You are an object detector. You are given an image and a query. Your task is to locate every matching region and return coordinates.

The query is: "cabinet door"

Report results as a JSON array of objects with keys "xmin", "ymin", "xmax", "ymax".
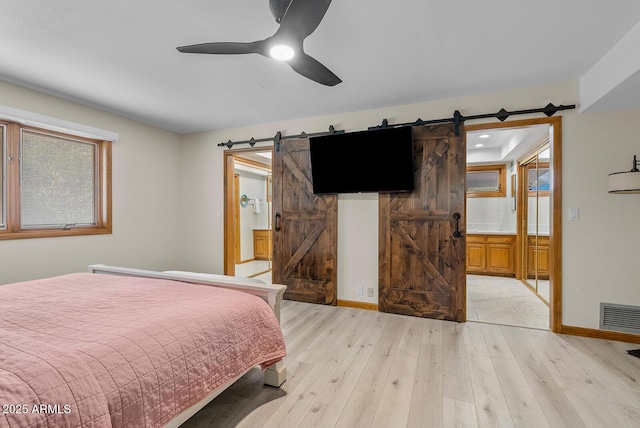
[
  {"xmin": 527, "ymin": 236, "xmax": 550, "ymax": 279},
  {"xmin": 466, "ymin": 243, "xmax": 486, "ymax": 272},
  {"xmin": 535, "ymin": 246, "xmax": 550, "ymax": 279},
  {"xmin": 253, "ymin": 230, "xmax": 271, "ymax": 260},
  {"xmin": 536, "ymin": 236, "xmax": 550, "ymax": 278},
  {"xmin": 486, "ymin": 243, "xmax": 514, "ymax": 274}
]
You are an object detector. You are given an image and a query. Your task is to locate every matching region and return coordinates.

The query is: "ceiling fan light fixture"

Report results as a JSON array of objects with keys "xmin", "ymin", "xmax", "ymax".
[
  {"xmin": 269, "ymin": 45, "xmax": 295, "ymax": 61},
  {"xmin": 175, "ymin": 0, "xmax": 341, "ymax": 85}
]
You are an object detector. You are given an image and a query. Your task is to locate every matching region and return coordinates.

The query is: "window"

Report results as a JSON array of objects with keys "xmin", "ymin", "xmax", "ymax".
[
  {"xmin": 527, "ymin": 162, "xmax": 550, "ymax": 196},
  {"xmin": 467, "ymin": 164, "xmax": 507, "ymax": 197},
  {"xmin": 0, "ymin": 121, "xmax": 111, "ymax": 240},
  {"xmin": 1, "ymin": 125, "xmax": 5, "ymax": 229}
]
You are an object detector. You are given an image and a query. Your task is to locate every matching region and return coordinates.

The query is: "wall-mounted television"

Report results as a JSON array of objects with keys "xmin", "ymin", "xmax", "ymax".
[{"xmin": 309, "ymin": 126, "xmax": 414, "ymax": 194}]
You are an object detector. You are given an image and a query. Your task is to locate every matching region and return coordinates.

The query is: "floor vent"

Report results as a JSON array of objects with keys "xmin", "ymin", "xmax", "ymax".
[{"xmin": 600, "ymin": 303, "xmax": 640, "ymax": 335}]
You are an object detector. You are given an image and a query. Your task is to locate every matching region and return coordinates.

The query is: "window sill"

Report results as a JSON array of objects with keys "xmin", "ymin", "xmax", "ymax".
[{"xmin": 0, "ymin": 227, "xmax": 112, "ymax": 240}]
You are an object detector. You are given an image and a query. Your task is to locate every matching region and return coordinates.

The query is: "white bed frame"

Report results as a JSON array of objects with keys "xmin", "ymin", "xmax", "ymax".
[{"xmin": 87, "ymin": 264, "xmax": 287, "ymax": 427}]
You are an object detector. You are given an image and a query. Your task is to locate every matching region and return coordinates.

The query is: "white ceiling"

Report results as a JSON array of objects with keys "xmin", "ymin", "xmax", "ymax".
[
  {"xmin": 2, "ymin": 1, "xmax": 640, "ymax": 135},
  {"xmin": 467, "ymin": 125, "xmax": 549, "ymax": 164}
]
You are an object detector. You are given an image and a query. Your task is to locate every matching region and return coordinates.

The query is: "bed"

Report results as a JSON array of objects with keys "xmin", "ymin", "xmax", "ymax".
[{"xmin": 0, "ymin": 265, "xmax": 287, "ymax": 428}]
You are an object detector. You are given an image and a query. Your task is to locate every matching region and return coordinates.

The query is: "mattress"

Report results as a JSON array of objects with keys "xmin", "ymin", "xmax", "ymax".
[{"xmin": 0, "ymin": 272, "xmax": 286, "ymax": 427}]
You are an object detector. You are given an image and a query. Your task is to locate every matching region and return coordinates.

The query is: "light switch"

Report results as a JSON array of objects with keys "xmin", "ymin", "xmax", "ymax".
[{"xmin": 569, "ymin": 208, "xmax": 579, "ymax": 221}]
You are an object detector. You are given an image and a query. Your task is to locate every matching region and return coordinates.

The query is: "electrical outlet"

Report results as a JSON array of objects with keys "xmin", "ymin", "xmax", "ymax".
[
  {"xmin": 357, "ymin": 285, "xmax": 363, "ymax": 296},
  {"xmin": 367, "ymin": 288, "xmax": 374, "ymax": 297}
]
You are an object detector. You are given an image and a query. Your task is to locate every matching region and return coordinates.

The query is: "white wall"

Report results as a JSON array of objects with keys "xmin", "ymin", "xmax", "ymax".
[
  {"xmin": 237, "ymin": 172, "xmax": 267, "ymax": 261},
  {"xmin": 0, "ymin": 81, "xmax": 183, "ymax": 284},
  {"xmin": 338, "ymin": 193, "xmax": 379, "ymax": 303},
  {"xmin": 179, "ymin": 80, "xmax": 640, "ymax": 331},
  {"xmin": 466, "ymin": 196, "xmax": 517, "ymax": 234},
  {"xmin": 466, "ymin": 163, "xmax": 517, "ymax": 234}
]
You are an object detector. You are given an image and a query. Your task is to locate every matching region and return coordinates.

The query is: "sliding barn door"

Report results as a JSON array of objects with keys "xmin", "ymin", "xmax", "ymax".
[
  {"xmin": 379, "ymin": 124, "xmax": 466, "ymax": 321},
  {"xmin": 272, "ymin": 138, "xmax": 337, "ymax": 305}
]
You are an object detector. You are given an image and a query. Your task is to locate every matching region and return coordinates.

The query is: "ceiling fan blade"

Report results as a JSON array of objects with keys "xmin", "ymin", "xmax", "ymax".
[
  {"xmin": 177, "ymin": 41, "xmax": 265, "ymax": 55},
  {"xmin": 277, "ymin": 0, "xmax": 333, "ymax": 40},
  {"xmin": 269, "ymin": 0, "xmax": 293, "ymax": 23},
  {"xmin": 287, "ymin": 51, "xmax": 341, "ymax": 86}
]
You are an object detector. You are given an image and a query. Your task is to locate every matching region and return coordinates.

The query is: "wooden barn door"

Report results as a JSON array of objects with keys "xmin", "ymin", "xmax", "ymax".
[
  {"xmin": 379, "ymin": 124, "xmax": 466, "ymax": 321},
  {"xmin": 272, "ymin": 138, "xmax": 338, "ymax": 305}
]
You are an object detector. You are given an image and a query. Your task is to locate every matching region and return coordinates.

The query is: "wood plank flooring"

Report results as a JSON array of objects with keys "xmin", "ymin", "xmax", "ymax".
[{"xmin": 181, "ymin": 301, "xmax": 640, "ymax": 428}]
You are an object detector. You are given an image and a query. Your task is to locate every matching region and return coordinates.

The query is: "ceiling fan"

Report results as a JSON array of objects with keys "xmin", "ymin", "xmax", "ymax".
[{"xmin": 177, "ymin": 0, "xmax": 341, "ymax": 86}]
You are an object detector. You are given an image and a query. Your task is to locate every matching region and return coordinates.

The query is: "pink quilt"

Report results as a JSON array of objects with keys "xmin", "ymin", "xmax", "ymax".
[{"xmin": 0, "ymin": 273, "xmax": 286, "ymax": 428}]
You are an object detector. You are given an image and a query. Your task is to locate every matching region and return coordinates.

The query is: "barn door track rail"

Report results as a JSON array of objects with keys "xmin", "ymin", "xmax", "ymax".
[
  {"xmin": 218, "ymin": 126, "xmax": 344, "ymax": 150},
  {"xmin": 218, "ymin": 103, "xmax": 576, "ymax": 149},
  {"xmin": 368, "ymin": 103, "xmax": 576, "ymax": 136}
]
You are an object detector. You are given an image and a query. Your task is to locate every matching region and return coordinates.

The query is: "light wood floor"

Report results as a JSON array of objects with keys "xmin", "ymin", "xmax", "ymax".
[
  {"xmin": 182, "ymin": 301, "xmax": 640, "ymax": 428},
  {"xmin": 245, "ymin": 272, "xmax": 550, "ymax": 329}
]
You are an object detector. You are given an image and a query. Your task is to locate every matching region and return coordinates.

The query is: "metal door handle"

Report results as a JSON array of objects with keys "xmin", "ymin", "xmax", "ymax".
[
  {"xmin": 453, "ymin": 213, "xmax": 462, "ymax": 238},
  {"xmin": 275, "ymin": 213, "xmax": 281, "ymax": 231}
]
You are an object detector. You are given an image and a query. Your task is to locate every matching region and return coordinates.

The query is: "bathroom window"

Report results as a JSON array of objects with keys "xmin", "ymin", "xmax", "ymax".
[
  {"xmin": 527, "ymin": 162, "xmax": 550, "ymax": 196},
  {"xmin": 467, "ymin": 164, "xmax": 507, "ymax": 197}
]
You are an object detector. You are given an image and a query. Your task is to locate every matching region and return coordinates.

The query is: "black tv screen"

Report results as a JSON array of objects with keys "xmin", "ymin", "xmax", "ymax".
[{"xmin": 309, "ymin": 126, "xmax": 414, "ymax": 194}]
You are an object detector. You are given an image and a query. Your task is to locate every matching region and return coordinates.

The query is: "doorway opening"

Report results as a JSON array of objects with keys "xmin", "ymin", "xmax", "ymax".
[
  {"xmin": 223, "ymin": 147, "xmax": 273, "ymax": 283},
  {"xmin": 465, "ymin": 117, "xmax": 562, "ymax": 332}
]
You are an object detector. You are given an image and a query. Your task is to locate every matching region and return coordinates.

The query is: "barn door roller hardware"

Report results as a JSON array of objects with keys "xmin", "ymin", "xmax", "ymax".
[
  {"xmin": 368, "ymin": 103, "xmax": 576, "ymax": 136},
  {"xmin": 218, "ymin": 126, "xmax": 344, "ymax": 151},
  {"xmin": 218, "ymin": 103, "xmax": 575, "ymax": 149}
]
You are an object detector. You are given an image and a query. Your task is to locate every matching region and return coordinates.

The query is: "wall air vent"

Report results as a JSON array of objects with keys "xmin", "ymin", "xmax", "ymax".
[{"xmin": 600, "ymin": 303, "xmax": 640, "ymax": 335}]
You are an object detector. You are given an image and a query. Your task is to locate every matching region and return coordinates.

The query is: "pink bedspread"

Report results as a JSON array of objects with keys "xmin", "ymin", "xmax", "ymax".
[{"xmin": 0, "ymin": 273, "xmax": 286, "ymax": 428}]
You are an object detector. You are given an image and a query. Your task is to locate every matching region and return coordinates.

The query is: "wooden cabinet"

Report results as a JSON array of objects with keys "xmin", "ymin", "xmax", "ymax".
[
  {"xmin": 466, "ymin": 234, "xmax": 547, "ymax": 279},
  {"xmin": 253, "ymin": 229, "xmax": 272, "ymax": 260},
  {"xmin": 486, "ymin": 236, "xmax": 516, "ymax": 274},
  {"xmin": 466, "ymin": 234, "xmax": 516, "ymax": 276},
  {"xmin": 466, "ymin": 236, "xmax": 486, "ymax": 272},
  {"xmin": 527, "ymin": 235, "xmax": 549, "ymax": 279}
]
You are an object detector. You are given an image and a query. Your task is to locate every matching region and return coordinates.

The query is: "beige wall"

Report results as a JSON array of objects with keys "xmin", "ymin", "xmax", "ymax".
[
  {"xmin": 0, "ymin": 81, "xmax": 183, "ymax": 284},
  {"xmin": 2, "ymin": 78, "xmax": 638, "ymax": 331},
  {"xmin": 179, "ymin": 80, "xmax": 640, "ymax": 330},
  {"xmin": 561, "ymin": 107, "xmax": 640, "ymax": 328}
]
